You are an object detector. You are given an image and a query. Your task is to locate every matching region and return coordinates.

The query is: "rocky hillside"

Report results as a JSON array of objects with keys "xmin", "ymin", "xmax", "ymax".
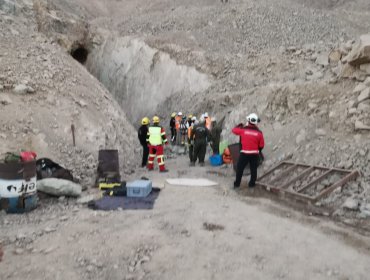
[{"xmin": 0, "ymin": 0, "xmax": 139, "ymax": 187}]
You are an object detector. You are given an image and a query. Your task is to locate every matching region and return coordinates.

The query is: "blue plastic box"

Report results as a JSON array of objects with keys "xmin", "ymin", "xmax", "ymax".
[
  {"xmin": 127, "ymin": 180, "xmax": 152, "ymax": 198},
  {"xmin": 209, "ymin": 154, "xmax": 223, "ymax": 166}
]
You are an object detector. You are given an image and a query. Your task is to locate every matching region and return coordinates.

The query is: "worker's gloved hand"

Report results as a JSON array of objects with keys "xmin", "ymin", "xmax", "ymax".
[
  {"xmin": 191, "ymin": 140, "xmax": 194, "ymax": 145},
  {"xmin": 259, "ymin": 149, "xmax": 264, "ymax": 161}
]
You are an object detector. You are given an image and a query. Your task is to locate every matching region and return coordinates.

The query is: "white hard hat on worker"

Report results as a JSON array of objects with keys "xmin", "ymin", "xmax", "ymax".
[{"xmin": 246, "ymin": 113, "xmax": 260, "ymax": 125}]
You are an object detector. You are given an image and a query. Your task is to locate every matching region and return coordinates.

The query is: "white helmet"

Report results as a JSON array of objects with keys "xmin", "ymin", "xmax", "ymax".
[
  {"xmin": 191, "ymin": 116, "xmax": 197, "ymax": 121},
  {"xmin": 178, "ymin": 112, "xmax": 183, "ymax": 116},
  {"xmin": 204, "ymin": 112, "xmax": 209, "ymax": 118},
  {"xmin": 247, "ymin": 113, "xmax": 260, "ymax": 125}
]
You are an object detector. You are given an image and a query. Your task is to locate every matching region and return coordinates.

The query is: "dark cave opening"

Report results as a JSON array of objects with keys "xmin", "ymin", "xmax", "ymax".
[{"xmin": 71, "ymin": 46, "xmax": 89, "ymax": 64}]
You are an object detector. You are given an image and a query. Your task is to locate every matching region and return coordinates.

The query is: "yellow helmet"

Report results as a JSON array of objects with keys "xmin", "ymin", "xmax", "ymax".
[
  {"xmin": 141, "ymin": 117, "xmax": 150, "ymax": 125},
  {"xmin": 152, "ymin": 116, "xmax": 160, "ymax": 124},
  {"xmin": 188, "ymin": 114, "xmax": 193, "ymax": 119},
  {"xmin": 171, "ymin": 112, "xmax": 176, "ymax": 118}
]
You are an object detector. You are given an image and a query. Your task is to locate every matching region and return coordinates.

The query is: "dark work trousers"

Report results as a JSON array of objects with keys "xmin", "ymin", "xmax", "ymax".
[
  {"xmin": 193, "ymin": 140, "xmax": 207, "ymax": 163},
  {"xmin": 189, "ymin": 144, "xmax": 194, "ymax": 162},
  {"xmin": 211, "ymin": 141, "xmax": 220, "ymax": 155},
  {"xmin": 141, "ymin": 144, "xmax": 149, "ymax": 167},
  {"xmin": 171, "ymin": 127, "xmax": 176, "ymax": 143},
  {"xmin": 234, "ymin": 153, "xmax": 259, "ymax": 187}
]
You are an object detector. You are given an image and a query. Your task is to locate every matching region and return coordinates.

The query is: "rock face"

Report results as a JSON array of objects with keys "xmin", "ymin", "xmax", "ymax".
[
  {"xmin": 357, "ymin": 88, "xmax": 370, "ymax": 103},
  {"xmin": 345, "ymin": 34, "xmax": 370, "ymax": 66},
  {"xmin": 355, "ymin": 120, "xmax": 370, "ymax": 131},
  {"xmin": 360, "ymin": 63, "xmax": 370, "ymax": 75},
  {"xmin": 316, "ymin": 52, "xmax": 329, "ymax": 66},
  {"xmin": 342, "ymin": 197, "xmax": 359, "ymax": 210},
  {"xmin": 37, "ymin": 178, "xmax": 82, "ymax": 197}
]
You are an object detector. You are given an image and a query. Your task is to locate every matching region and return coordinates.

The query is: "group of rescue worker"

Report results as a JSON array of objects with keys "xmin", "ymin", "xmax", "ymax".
[
  {"xmin": 138, "ymin": 111, "xmax": 264, "ymax": 189},
  {"xmin": 169, "ymin": 111, "xmax": 222, "ymax": 167}
]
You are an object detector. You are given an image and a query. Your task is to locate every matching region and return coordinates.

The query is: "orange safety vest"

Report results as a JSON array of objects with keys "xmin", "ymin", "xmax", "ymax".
[
  {"xmin": 188, "ymin": 126, "xmax": 193, "ymax": 139},
  {"xmin": 175, "ymin": 116, "xmax": 181, "ymax": 131},
  {"xmin": 205, "ymin": 117, "xmax": 212, "ymax": 130}
]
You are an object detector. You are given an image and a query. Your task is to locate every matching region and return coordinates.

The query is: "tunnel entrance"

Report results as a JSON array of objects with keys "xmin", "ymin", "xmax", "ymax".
[{"xmin": 71, "ymin": 46, "xmax": 89, "ymax": 64}]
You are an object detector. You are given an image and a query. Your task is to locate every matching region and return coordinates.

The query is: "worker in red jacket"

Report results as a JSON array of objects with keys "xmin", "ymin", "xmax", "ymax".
[{"xmin": 232, "ymin": 113, "xmax": 264, "ymax": 188}]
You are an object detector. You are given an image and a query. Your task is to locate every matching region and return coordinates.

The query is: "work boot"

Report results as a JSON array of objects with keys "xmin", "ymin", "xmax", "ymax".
[
  {"xmin": 199, "ymin": 162, "xmax": 205, "ymax": 167},
  {"xmin": 248, "ymin": 182, "xmax": 256, "ymax": 188},
  {"xmin": 190, "ymin": 162, "xmax": 195, "ymax": 167},
  {"xmin": 160, "ymin": 169, "xmax": 169, "ymax": 173},
  {"xmin": 233, "ymin": 182, "xmax": 240, "ymax": 189}
]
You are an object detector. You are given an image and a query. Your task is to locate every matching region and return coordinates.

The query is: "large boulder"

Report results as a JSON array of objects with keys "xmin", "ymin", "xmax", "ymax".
[
  {"xmin": 37, "ymin": 178, "xmax": 82, "ymax": 197},
  {"xmin": 344, "ymin": 34, "xmax": 370, "ymax": 66}
]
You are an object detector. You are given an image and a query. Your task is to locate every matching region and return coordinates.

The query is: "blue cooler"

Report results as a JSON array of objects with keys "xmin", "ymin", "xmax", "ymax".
[
  {"xmin": 0, "ymin": 160, "xmax": 38, "ymax": 213},
  {"xmin": 209, "ymin": 154, "xmax": 223, "ymax": 166},
  {"xmin": 127, "ymin": 180, "xmax": 152, "ymax": 198}
]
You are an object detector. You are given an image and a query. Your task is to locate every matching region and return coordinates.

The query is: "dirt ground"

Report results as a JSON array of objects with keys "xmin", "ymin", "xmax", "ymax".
[
  {"xmin": 1, "ymin": 153, "xmax": 370, "ymax": 280},
  {"xmin": 1, "ymin": 0, "xmax": 370, "ymax": 279}
]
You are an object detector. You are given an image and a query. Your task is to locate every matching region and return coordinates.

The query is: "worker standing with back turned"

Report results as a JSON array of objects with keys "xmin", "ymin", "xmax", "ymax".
[
  {"xmin": 147, "ymin": 116, "xmax": 169, "ymax": 172},
  {"xmin": 190, "ymin": 116, "xmax": 210, "ymax": 167},
  {"xmin": 232, "ymin": 113, "xmax": 264, "ymax": 188},
  {"xmin": 170, "ymin": 112, "xmax": 176, "ymax": 143},
  {"xmin": 138, "ymin": 117, "xmax": 150, "ymax": 167}
]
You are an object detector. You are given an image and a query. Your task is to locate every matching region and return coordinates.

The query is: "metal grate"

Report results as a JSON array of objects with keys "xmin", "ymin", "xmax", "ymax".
[{"xmin": 256, "ymin": 161, "xmax": 359, "ymax": 203}]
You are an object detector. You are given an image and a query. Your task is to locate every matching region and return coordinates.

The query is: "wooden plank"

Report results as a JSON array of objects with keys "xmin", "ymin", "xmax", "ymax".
[
  {"xmin": 283, "ymin": 190, "xmax": 315, "ymax": 203},
  {"xmin": 256, "ymin": 182, "xmax": 281, "ymax": 193},
  {"xmin": 312, "ymin": 170, "xmax": 360, "ymax": 202},
  {"xmin": 280, "ymin": 166, "xmax": 314, "ymax": 189},
  {"xmin": 283, "ymin": 161, "xmax": 310, "ymax": 168},
  {"xmin": 257, "ymin": 161, "xmax": 293, "ymax": 182},
  {"xmin": 264, "ymin": 164, "xmax": 298, "ymax": 185},
  {"xmin": 297, "ymin": 169, "xmax": 333, "ymax": 193}
]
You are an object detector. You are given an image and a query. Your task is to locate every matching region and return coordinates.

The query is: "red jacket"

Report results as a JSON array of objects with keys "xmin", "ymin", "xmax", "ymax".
[{"xmin": 232, "ymin": 124, "xmax": 264, "ymax": 155}]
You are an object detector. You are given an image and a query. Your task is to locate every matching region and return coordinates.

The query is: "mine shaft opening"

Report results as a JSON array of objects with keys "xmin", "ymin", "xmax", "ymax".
[{"xmin": 71, "ymin": 46, "xmax": 89, "ymax": 64}]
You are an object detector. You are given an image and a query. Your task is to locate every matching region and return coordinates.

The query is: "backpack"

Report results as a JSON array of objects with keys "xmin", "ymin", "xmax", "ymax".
[{"xmin": 36, "ymin": 158, "xmax": 74, "ymax": 181}]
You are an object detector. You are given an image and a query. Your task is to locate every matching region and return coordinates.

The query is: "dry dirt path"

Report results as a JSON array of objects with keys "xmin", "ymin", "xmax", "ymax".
[{"xmin": 1, "ymin": 155, "xmax": 370, "ymax": 280}]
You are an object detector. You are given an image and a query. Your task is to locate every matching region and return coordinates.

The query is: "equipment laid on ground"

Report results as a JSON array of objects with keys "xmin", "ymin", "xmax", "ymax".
[
  {"xmin": 228, "ymin": 143, "xmax": 241, "ymax": 172},
  {"xmin": 219, "ymin": 141, "xmax": 229, "ymax": 156},
  {"xmin": 96, "ymin": 149, "xmax": 121, "ymax": 187},
  {"xmin": 100, "ymin": 182, "xmax": 127, "ymax": 197},
  {"xmin": 127, "ymin": 180, "xmax": 152, "ymax": 198},
  {"xmin": 0, "ymin": 160, "xmax": 38, "ymax": 213},
  {"xmin": 209, "ymin": 154, "xmax": 223, "ymax": 166},
  {"xmin": 36, "ymin": 158, "xmax": 73, "ymax": 181}
]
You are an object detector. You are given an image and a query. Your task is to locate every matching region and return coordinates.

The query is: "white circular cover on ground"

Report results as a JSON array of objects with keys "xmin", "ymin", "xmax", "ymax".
[{"xmin": 166, "ymin": 178, "xmax": 218, "ymax": 187}]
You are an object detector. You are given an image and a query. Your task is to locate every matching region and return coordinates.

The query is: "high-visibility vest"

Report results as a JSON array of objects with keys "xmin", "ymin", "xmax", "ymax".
[{"xmin": 148, "ymin": 126, "xmax": 162, "ymax": 145}]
